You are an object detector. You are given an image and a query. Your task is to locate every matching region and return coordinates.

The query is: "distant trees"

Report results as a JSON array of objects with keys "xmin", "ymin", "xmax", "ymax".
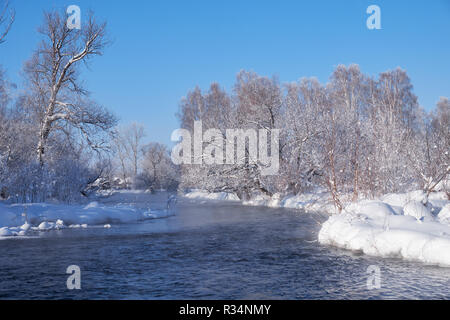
[
  {"xmin": 138, "ymin": 142, "xmax": 178, "ymax": 191},
  {"xmin": 108, "ymin": 124, "xmax": 178, "ymax": 191},
  {"xmin": 111, "ymin": 122, "xmax": 146, "ymax": 188},
  {"xmin": 124, "ymin": 123, "xmax": 146, "ymax": 179},
  {"xmin": 176, "ymin": 66, "xmax": 450, "ymax": 208}
]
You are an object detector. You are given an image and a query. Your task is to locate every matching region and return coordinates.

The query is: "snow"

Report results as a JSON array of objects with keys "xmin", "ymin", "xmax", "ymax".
[
  {"xmin": 403, "ymin": 201, "xmax": 434, "ymax": 221},
  {"xmin": 318, "ymin": 192, "xmax": 450, "ymax": 267},
  {"xmin": 183, "ymin": 188, "xmax": 335, "ymax": 212},
  {"xmin": 438, "ymin": 204, "xmax": 450, "ymax": 224},
  {"xmin": 183, "ymin": 190, "xmax": 240, "ymax": 201},
  {"xmin": 0, "ymin": 193, "xmax": 174, "ymax": 238}
]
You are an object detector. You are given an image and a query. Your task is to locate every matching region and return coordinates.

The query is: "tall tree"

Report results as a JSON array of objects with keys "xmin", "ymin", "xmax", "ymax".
[
  {"xmin": 24, "ymin": 9, "xmax": 115, "ymax": 166},
  {"xmin": 124, "ymin": 122, "xmax": 146, "ymax": 180}
]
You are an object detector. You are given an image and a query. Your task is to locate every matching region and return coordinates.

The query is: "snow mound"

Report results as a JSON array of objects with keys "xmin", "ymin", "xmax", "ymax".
[
  {"xmin": 0, "ymin": 227, "xmax": 14, "ymax": 237},
  {"xmin": 345, "ymin": 200, "xmax": 396, "ymax": 220},
  {"xmin": 0, "ymin": 201, "xmax": 174, "ymax": 238},
  {"xmin": 84, "ymin": 201, "xmax": 99, "ymax": 209},
  {"xmin": 319, "ymin": 198, "xmax": 450, "ymax": 267},
  {"xmin": 403, "ymin": 201, "xmax": 434, "ymax": 221},
  {"xmin": 36, "ymin": 219, "xmax": 65, "ymax": 231},
  {"xmin": 438, "ymin": 204, "xmax": 450, "ymax": 224}
]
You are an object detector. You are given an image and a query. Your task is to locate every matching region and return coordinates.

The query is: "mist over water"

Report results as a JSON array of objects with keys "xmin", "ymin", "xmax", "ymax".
[{"xmin": 0, "ymin": 197, "xmax": 449, "ymax": 299}]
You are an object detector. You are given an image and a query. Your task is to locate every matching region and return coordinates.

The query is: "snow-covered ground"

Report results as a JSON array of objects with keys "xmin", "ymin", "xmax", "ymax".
[
  {"xmin": 0, "ymin": 190, "xmax": 175, "ymax": 238},
  {"xmin": 183, "ymin": 189, "xmax": 335, "ymax": 212},
  {"xmin": 183, "ymin": 190, "xmax": 240, "ymax": 202},
  {"xmin": 319, "ymin": 191, "xmax": 450, "ymax": 267},
  {"xmin": 183, "ymin": 188, "xmax": 450, "ymax": 267}
]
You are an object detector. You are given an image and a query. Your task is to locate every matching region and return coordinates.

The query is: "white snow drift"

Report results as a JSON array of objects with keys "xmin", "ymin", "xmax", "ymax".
[
  {"xmin": 0, "ymin": 201, "xmax": 172, "ymax": 238},
  {"xmin": 318, "ymin": 192, "xmax": 450, "ymax": 267}
]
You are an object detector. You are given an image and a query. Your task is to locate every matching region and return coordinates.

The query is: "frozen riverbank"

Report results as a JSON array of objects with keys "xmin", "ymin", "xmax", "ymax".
[
  {"xmin": 318, "ymin": 192, "xmax": 450, "ymax": 267},
  {"xmin": 183, "ymin": 189, "xmax": 335, "ymax": 212},
  {"xmin": 0, "ymin": 191, "xmax": 174, "ymax": 238}
]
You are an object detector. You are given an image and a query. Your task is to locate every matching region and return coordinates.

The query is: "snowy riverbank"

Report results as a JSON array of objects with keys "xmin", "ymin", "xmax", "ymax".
[
  {"xmin": 183, "ymin": 189, "xmax": 450, "ymax": 267},
  {"xmin": 319, "ymin": 191, "xmax": 450, "ymax": 267},
  {"xmin": 183, "ymin": 189, "xmax": 336, "ymax": 212},
  {"xmin": 0, "ymin": 191, "xmax": 174, "ymax": 238}
]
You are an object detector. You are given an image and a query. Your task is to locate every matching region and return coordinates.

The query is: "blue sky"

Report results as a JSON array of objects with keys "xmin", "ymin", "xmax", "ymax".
[{"xmin": 1, "ymin": 0, "xmax": 449, "ymax": 145}]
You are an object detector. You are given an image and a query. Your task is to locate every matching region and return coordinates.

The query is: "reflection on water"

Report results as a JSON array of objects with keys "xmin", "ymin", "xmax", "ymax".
[{"xmin": 0, "ymin": 197, "xmax": 449, "ymax": 299}]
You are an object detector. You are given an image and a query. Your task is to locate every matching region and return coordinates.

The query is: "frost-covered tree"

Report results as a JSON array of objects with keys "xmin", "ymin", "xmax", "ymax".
[
  {"xmin": 366, "ymin": 68, "xmax": 421, "ymax": 194},
  {"xmin": 23, "ymin": 9, "xmax": 116, "ymax": 166},
  {"xmin": 176, "ymin": 66, "xmax": 447, "ymax": 205},
  {"xmin": 0, "ymin": 10, "xmax": 116, "ymax": 203},
  {"xmin": 282, "ymin": 78, "xmax": 327, "ymax": 194},
  {"xmin": 124, "ymin": 122, "xmax": 146, "ymax": 181},
  {"xmin": 138, "ymin": 142, "xmax": 179, "ymax": 191},
  {"xmin": 176, "ymin": 75, "xmax": 282, "ymax": 200},
  {"xmin": 411, "ymin": 97, "xmax": 450, "ymax": 199},
  {"xmin": 111, "ymin": 123, "xmax": 146, "ymax": 188}
]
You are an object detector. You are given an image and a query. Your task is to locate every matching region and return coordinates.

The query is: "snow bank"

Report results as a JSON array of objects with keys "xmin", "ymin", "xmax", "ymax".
[
  {"xmin": 319, "ymin": 193, "xmax": 450, "ymax": 267},
  {"xmin": 242, "ymin": 191, "xmax": 335, "ymax": 213},
  {"xmin": 438, "ymin": 204, "xmax": 450, "ymax": 224},
  {"xmin": 183, "ymin": 191, "xmax": 240, "ymax": 201},
  {"xmin": 0, "ymin": 201, "xmax": 173, "ymax": 238},
  {"xmin": 184, "ymin": 189, "xmax": 335, "ymax": 213}
]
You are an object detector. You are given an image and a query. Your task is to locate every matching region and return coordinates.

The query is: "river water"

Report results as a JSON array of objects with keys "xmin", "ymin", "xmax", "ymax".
[{"xmin": 0, "ymin": 195, "xmax": 449, "ymax": 299}]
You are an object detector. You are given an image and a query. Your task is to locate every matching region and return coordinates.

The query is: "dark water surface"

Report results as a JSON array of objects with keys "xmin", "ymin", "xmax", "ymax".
[{"xmin": 0, "ymin": 197, "xmax": 449, "ymax": 299}]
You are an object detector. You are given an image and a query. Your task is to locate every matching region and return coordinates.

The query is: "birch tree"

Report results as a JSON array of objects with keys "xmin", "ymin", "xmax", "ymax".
[
  {"xmin": 24, "ymin": 9, "xmax": 116, "ymax": 166},
  {"xmin": 124, "ymin": 122, "xmax": 146, "ymax": 180}
]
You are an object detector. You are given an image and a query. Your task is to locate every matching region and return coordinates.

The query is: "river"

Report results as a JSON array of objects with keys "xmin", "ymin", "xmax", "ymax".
[{"xmin": 0, "ymin": 194, "xmax": 449, "ymax": 299}]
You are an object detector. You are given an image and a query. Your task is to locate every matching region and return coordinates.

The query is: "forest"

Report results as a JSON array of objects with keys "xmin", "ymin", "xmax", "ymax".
[
  {"xmin": 0, "ymin": 6, "xmax": 448, "ymax": 210},
  {"xmin": 176, "ymin": 68, "xmax": 449, "ymax": 210}
]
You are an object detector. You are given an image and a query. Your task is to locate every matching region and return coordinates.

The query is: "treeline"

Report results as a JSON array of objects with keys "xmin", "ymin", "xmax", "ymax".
[
  {"xmin": 0, "ymin": 8, "xmax": 176, "ymax": 203},
  {"xmin": 177, "ymin": 67, "xmax": 449, "ymax": 209},
  {"xmin": 1, "ymin": 5, "xmax": 448, "ymax": 206},
  {"xmin": 110, "ymin": 123, "xmax": 178, "ymax": 192}
]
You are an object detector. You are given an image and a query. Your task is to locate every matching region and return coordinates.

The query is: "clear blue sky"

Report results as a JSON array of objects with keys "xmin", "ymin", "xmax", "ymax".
[{"xmin": 1, "ymin": 0, "xmax": 449, "ymax": 145}]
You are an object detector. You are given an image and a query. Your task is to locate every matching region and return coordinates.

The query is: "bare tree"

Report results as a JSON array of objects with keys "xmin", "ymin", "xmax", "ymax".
[
  {"xmin": 111, "ymin": 123, "xmax": 146, "ymax": 187},
  {"xmin": 283, "ymin": 78, "xmax": 327, "ymax": 194},
  {"xmin": 111, "ymin": 132, "xmax": 129, "ymax": 183},
  {"xmin": 23, "ymin": 9, "xmax": 115, "ymax": 166},
  {"xmin": 0, "ymin": 0, "xmax": 14, "ymax": 44},
  {"xmin": 140, "ymin": 142, "xmax": 178, "ymax": 190},
  {"xmin": 124, "ymin": 122, "xmax": 146, "ymax": 180},
  {"xmin": 175, "ymin": 67, "xmax": 448, "ymax": 206},
  {"xmin": 413, "ymin": 97, "xmax": 450, "ymax": 199}
]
